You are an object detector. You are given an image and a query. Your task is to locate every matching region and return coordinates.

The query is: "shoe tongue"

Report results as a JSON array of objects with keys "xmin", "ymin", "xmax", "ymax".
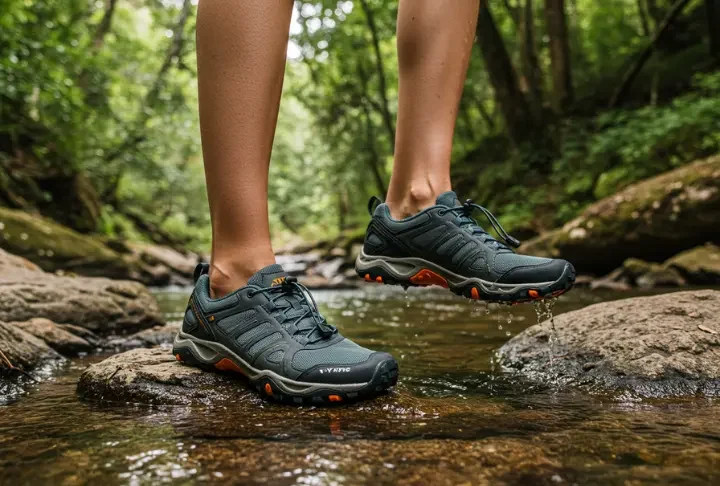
[
  {"xmin": 247, "ymin": 264, "xmax": 290, "ymax": 288},
  {"xmin": 436, "ymin": 191, "xmax": 461, "ymax": 208}
]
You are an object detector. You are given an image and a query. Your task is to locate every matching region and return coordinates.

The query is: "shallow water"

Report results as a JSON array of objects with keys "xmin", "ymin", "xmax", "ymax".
[{"xmin": 1, "ymin": 286, "xmax": 719, "ymax": 485}]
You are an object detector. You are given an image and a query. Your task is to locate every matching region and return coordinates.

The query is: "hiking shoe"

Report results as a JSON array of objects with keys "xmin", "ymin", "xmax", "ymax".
[
  {"xmin": 172, "ymin": 263, "xmax": 398, "ymax": 404},
  {"xmin": 355, "ymin": 191, "xmax": 575, "ymax": 303}
]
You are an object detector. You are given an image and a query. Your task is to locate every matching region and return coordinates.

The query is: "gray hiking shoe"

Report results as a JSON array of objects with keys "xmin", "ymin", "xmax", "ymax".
[
  {"xmin": 172, "ymin": 263, "xmax": 398, "ymax": 404},
  {"xmin": 355, "ymin": 191, "xmax": 575, "ymax": 303}
]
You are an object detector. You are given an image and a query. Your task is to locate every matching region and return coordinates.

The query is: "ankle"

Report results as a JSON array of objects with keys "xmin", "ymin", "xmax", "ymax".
[
  {"xmin": 209, "ymin": 256, "xmax": 275, "ymax": 298},
  {"xmin": 385, "ymin": 181, "xmax": 449, "ymax": 219}
]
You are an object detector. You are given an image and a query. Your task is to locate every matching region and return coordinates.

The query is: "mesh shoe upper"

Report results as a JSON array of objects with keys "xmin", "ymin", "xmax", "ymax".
[
  {"xmin": 182, "ymin": 264, "xmax": 392, "ymax": 383},
  {"xmin": 363, "ymin": 191, "xmax": 568, "ymax": 284}
]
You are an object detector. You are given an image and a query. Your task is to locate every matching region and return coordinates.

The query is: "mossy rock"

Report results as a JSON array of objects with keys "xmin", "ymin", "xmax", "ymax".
[
  {"xmin": 0, "ymin": 207, "xmax": 134, "ymax": 279},
  {"xmin": 666, "ymin": 243, "xmax": 720, "ymax": 284},
  {"xmin": 522, "ymin": 156, "xmax": 720, "ymax": 274}
]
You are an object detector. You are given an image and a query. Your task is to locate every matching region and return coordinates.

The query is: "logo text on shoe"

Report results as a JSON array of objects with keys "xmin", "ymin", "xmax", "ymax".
[{"xmin": 319, "ymin": 367, "xmax": 351, "ymax": 374}]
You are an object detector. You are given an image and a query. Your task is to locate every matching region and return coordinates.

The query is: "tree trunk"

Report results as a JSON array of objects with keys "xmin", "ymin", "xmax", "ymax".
[
  {"xmin": 358, "ymin": 0, "xmax": 396, "ymax": 149},
  {"xmin": 637, "ymin": 0, "xmax": 651, "ymax": 36},
  {"xmin": 544, "ymin": 0, "xmax": 573, "ymax": 113},
  {"xmin": 475, "ymin": 4, "xmax": 535, "ymax": 146},
  {"xmin": 357, "ymin": 63, "xmax": 388, "ymax": 197},
  {"xmin": 609, "ymin": 0, "xmax": 693, "ymax": 107},
  {"xmin": 78, "ymin": 0, "xmax": 119, "ymax": 93},
  {"xmin": 519, "ymin": 0, "xmax": 545, "ymax": 120},
  {"xmin": 708, "ymin": 0, "xmax": 720, "ymax": 60}
]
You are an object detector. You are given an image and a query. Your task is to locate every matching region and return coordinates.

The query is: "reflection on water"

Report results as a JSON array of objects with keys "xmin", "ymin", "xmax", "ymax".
[{"xmin": 1, "ymin": 286, "xmax": 719, "ymax": 485}]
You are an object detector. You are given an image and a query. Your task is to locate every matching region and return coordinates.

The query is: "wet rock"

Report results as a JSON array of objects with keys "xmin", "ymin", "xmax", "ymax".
[
  {"xmin": 0, "ymin": 322, "xmax": 63, "ymax": 377},
  {"xmin": 56, "ymin": 324, "xmax": 103, "ymax": 347},
  {"xmin": 106, "ymin": 322, "xmax": 181, "ymax": 350},
  {"xmin": 12, "ymin": 318, "xmax": 93, "ymax": 355},
  {"xmin": 77, "ymin": 348, "xmax": 257, "ymax": 406},
  {"xmin": 666, "ymin": 243, "xmax": 720, "ymax": 285},
  {"xmin": 499, "ymin": 290, "xmax": 720, "ymax": 398},
  {"xmin": 522, "ymin": 156, "xmax": 720, "ymax": 274},
  {"xmin": 0, "ymin": 250, "xmax": 163, "ymax": 335}
]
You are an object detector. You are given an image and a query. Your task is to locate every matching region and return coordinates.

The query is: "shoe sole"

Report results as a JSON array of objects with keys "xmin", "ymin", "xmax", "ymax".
[
  {"xmin": 355, "ymin": 250, "xmax": 575, "ymax": 304},
  {"xmin": 172, "ymin": 331, "xmax": 398, "ymax": 405}
]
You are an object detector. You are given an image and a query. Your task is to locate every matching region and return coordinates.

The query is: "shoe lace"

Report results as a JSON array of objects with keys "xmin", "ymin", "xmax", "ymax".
[
  {"xmin": 441, "ymin": 199, "xmax": 521, "ymax": 250},
  {"xmin": 248, "ymin": 277, "xmax": 337, "ymax": 344}
]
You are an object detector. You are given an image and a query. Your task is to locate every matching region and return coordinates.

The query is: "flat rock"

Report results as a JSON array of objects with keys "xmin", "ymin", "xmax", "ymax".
[
  {"xmin": 12, "ymin": 318, "xmax": 93, "ymax": 355},
  {"xmin": 499, "ymin": 290, "xmax": 720, "ymax": 397},
  {"xmin": 0, "ymin": 249, "xmax": 163, "ymax": 335},
  {"xmin": 78, "ymin": 348, "xmax": 251, "ymax": 406}
]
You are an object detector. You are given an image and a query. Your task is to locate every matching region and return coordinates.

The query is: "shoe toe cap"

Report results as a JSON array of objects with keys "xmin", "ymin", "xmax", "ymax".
[{"xmin": 297, "ymin": 351, "xmax": 398, "ymax": 385}]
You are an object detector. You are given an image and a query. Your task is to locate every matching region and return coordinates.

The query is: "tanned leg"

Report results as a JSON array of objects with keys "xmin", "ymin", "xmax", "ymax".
[
  {"xmin": 385, "ymin": 0, "xmax": 480, "ymax": 219},
  {"xmin": 196, "ymin": 0, "xmax": 293, "ymax": 297}
]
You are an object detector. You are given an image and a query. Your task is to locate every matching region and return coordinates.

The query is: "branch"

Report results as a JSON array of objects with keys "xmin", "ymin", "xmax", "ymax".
[
  {"xmin": 104, "ymin": 0, "xmax": 192, "ymax": 168},
  {"xmin": 609, "ymin": 0, "xmax": 693, "ymax": 107},
  {"xmin": 358, "ymin": 0, "xmax": 396, "ymax": 148}
]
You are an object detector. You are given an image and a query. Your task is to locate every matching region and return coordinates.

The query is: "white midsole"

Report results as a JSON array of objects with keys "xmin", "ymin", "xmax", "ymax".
[{"xmin": 355, "ymin": 249, "xmax": 559, "ymax": 295}]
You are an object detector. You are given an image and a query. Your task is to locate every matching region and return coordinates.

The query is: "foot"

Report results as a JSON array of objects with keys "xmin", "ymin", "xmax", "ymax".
[
  {"xmin": 355, "ymin": 191, "xmax": 575, "ymax": 303},
  {"xmin": 173, "ymin": 263, "xmax": 399, "ymax": 403}
]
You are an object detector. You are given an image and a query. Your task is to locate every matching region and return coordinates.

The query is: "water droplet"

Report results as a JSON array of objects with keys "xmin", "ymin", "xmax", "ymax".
[
  {"xmin": 20, "ymin": 233, "xmax": 28, "ymax": 240},
  {"xmin": 484, "ymin": 301, "xmax": 490, "ymax": 314},
  {"xmin": 404, "ymin": 289, "xmax": 410, "ymax": 308}
]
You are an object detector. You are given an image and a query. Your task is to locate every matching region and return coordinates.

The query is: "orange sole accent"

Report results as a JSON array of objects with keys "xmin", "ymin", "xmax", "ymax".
[
  {"xmin": 375, "ymin": 276, "xmax": 383, "ymax": 283},
  {"xmin": 214, "ymin": 358, "xmax": 245, "ymax": 375},
  {"xmin": 175, "ymin": 354, "xmax": 182, "ymax": 362},
  {"xmin": 409, "ymin": 269, "xmax": 449, "ymax": 288},
  {"xmin": 528, "ymin": 289, "xmax": 540, "ymax": 299},
  {"xmin": 264, "ymin": 383, "xmax": 273, "ymax": 395},
  {"xmin": 364, "ymin": 273, "xmax": 372, "ymax": 282},
  {"xmin": 328, "ymin": 395, "xmax": 343, "ymax": 402},
  {"xmin": 470, "ymin": 287, "xmax": 480, "ymax": 300}
]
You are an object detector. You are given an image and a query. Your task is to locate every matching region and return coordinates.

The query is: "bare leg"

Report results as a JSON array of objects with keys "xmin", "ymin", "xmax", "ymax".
[
  {"xmin": 197, "ymin": 0, "xmax": 293, "ymax": 297},
  {"xmin": 386, "ymin": 0, "xmax": 480, "ymax": 219}
]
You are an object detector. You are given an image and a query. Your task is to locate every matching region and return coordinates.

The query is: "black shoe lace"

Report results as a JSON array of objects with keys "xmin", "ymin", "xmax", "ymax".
[
  {"xmin": 248, "ymin": 277, "xmax": 337, "ymax": 344},
  {"xmin": 440, "ymin": 199, "xmax": 521, "ymax": 250}
]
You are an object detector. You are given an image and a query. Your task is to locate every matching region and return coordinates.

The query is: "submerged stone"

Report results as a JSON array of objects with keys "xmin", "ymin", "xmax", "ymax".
[{"xmin": 499, "ymin": 290, "xmax": 720, "ymax": 398}]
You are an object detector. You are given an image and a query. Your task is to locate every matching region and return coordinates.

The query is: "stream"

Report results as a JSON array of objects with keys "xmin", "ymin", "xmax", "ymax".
[{"xmin": 1, "ymin": 286, "xmax": 719, "ymax": 485}]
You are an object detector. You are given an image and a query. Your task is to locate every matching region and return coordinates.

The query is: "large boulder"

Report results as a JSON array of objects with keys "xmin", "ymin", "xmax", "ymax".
[
  {"xmin": 521, "ymin": 156, "xmax": 720, "ymax": 274},
  {"xmin": 0, "ymin": 248, "xmax": 163, "ymax": 335},
  {"xmin": 0, "ymin": 207, "xmax": 134, "ymax": 279},
  {"xmin": 0, "ymin": 208, "xmax": 196, "ymax": 285},
  {"xmin": 499, "ymin": 290, "xmax": 720, "ymax": 398}
]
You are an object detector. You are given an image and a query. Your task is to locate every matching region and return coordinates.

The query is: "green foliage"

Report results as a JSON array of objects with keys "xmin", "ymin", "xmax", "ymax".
[{"xmin": 1, "ymin": 0, "xmax": 718, "ymax": 251}]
